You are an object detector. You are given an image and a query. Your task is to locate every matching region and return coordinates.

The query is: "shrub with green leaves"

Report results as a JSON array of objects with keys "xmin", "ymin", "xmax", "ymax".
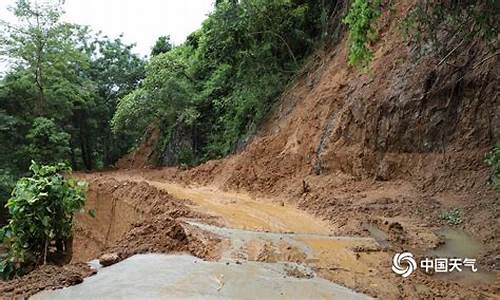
[
  {"xmin": 0, "ymin": 161, "xmax": 87, "ymax": 279},
  {"xmin": 343, "ymin": 0, "xmax": 381, "ymax": 67},
  {"xmin": 0, "ymin": 170, "xmax": 15, "ymax": 226},
  {"xmin": 485, "ymin": 141, "xmax": 500, "ymax": 193}
]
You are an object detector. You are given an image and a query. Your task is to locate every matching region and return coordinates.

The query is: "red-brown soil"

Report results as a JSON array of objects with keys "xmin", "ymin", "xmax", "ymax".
[
  {"xmin": 0, "ymin": 264, "xmax": 96, "ymax": 299},
  {"xmin": 71, "ymin": 174, "xmax": 221, "ymax": 263}
]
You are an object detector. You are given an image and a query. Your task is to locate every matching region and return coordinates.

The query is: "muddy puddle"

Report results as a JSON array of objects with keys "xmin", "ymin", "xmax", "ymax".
[
  {"xmin": 428, "ymin": 228, "xmax": 496, "ymax": 284},
  {"xmin": 186, "ymin": 221, "xmax": 385, "ymax": 275},
  {"xmin": 33, "ymin": 254, "xmax": 370, "ymax": 300},
  {"xmin": 430, "ymin": 228, "xmax": 482, "ymax": 258}
]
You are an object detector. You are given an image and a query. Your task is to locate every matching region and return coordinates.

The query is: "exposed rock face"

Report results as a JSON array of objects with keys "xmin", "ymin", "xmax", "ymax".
[
  {"xmin": 115, "ymin": 126, "xmax": 161, "ymax": 169},
  {"xmin": 160, "ymin": 125, "xmax": 194, "ymax": 167}
]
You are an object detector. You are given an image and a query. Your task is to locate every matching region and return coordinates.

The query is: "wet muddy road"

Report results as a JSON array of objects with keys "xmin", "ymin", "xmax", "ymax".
[
  {"xmin": 33, "ymin": 254, "xmax": 370, "ymax": 299},
  {"xmin": 33, "ymin": 175, "xmax": 388, "ymax": 299}
]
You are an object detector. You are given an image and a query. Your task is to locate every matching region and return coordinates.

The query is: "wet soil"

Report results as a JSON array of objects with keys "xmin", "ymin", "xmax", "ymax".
[
  {"xmin": 96, "ymin": 165, "xmax": 498, "ymax": 300},
  {"xmin": 112, "ymin": 1, "xmax": 500, "ymax": 298},
  {"xmin": 0, "ymin": 264, "xmax": 96, "ymax": 298},
  {"xmin": 1, "ymin": 168, "xmax": 498, "ymax": 299}
]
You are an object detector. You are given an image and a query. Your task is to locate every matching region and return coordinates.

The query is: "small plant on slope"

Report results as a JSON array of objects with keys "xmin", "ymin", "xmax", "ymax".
[
  {"xmin": 0, "ymin": 161, "xmax": 87, "ymax": 279},
  {"xmin": 440, "ymin": 208, "xmax": 462, "ymax": 226}
]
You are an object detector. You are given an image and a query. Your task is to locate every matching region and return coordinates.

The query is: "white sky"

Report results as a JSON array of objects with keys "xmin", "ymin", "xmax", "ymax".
[{"xmin": 0, "ymin": 0, "xmax": 214, "ymax": 74}]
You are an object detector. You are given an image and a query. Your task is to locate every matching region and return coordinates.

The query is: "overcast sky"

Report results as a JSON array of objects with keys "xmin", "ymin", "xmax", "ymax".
[{"xmin": 0, "ymin": 0, "xmax": 214, "ymax": 58}]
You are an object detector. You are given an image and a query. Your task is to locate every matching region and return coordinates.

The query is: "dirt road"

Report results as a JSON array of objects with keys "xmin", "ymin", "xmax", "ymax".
[
  {"xmin": 62, "ymin": 171, "xmax": 496, "ymax": 299},
  {"xmin": 2, "ymin": 170, "xmax": 495, "ymax": 299}
]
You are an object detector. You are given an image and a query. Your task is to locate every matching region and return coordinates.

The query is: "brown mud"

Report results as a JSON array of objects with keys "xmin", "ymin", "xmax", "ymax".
[{"xmin": 86, "ymin": 171, "xmax": 500, "ymax": 299}]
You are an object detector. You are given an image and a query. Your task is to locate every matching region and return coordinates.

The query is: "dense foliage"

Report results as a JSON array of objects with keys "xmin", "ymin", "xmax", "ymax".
[
  {"xmin": 343, "ymin": 0, "xmax": 381, "ymax": 67},
  {"xmin": 0, "ymin": 162, "xmax": 87, "ymax": 279},
  {"xmin": 151, "ymin": 35, "xmax": 173, "ymax": 57},
  {"xmin": 0, "ymin": 0, "xmax": 145, "ymax": 221},
  {"xmin": 113, "ymin": 0, "xmax": 337, "ymax": 165}
]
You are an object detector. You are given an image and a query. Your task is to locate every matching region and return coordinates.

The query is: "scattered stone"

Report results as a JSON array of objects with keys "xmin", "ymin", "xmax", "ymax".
[
  {"xmin": 302, "ymin": 180, "xmax": 310, "ymax": 194},
  {"xmin": 99, "ymin": 253, "xmax": 120, "ymax": 267}
]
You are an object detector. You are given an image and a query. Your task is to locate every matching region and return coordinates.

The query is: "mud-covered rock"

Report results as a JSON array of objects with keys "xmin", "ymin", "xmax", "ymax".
[{"xmin": 99, "ymin": 253, "xmax": 120, "ymax": 267}]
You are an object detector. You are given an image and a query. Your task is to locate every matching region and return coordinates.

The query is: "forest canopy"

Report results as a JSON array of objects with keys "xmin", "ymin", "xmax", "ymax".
[{"xmin": 112, "ymin": 0, "xmax": 338, "ymax": 166}]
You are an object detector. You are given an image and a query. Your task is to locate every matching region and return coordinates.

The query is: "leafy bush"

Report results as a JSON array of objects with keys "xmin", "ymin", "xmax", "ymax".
[
  {"xmin": 0, "ymin": 170, "xmax": 15, "ymax": 226},
  {"xmin": 440, "ymin": 208, "xmax": 462, "ymax": 226},
  {"xmin": 485, "ymin": 141, "xmax": 500, "ymax": 193},
  {"xmin": 343, "ymin": 0, "xmax": 381, "ymax": 67},
  {"xmin": 0, "ymin": 161, "xmax": 87, "ymax": 279}
]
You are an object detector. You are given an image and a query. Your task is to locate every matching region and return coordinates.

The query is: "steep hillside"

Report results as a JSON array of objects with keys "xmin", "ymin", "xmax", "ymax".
[{"xmin": 122, "ymin": 1, "xmax": 499, "ymax": 298}]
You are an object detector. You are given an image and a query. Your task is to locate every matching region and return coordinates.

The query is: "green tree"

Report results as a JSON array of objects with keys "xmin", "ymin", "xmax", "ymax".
[
  {"xmin": 151, "ymin": 35, "xmax": 173, "ymax": 56},
  {"xmin": 25, "ymin": 117, "xmax": 71, "ymax": 165},
  {"xmin": 0, "ymin": 0, "xmax": 145, "ymax": 171},
  {"xmin": 89, "ymin": 37, "xmax": 145, "ymax": 165},
  {"xmin": 1, "ymin": 0, "xmax": 97, "ymax": 169},
  {"xmin": 113, "ymin": 0, "xmax": 336, "ymax": 164},
  {"xmin": 0, "ymin": 0, "xmax": 65, "ymax": 115}
]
